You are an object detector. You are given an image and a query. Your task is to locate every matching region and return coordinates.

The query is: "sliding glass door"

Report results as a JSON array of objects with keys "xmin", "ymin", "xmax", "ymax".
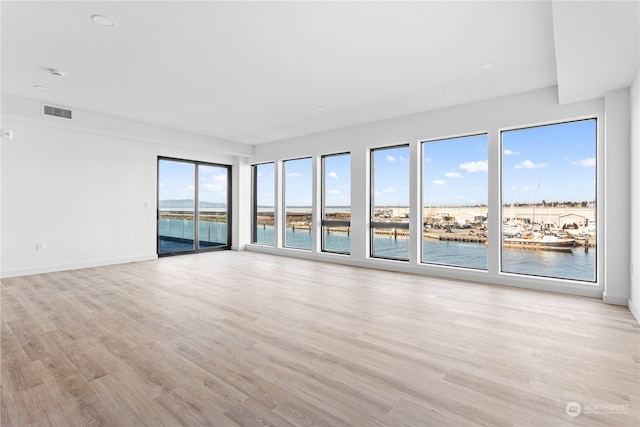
[
  {"xmin": 158, "ymin": 158, "xmax": 231, "ymax": 255},
  {"xmin": 198, "ymin": 164, "xmax": 230, "ymax": 249}
]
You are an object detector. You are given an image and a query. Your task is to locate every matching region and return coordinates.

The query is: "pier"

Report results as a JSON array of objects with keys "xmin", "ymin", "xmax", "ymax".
[{"xmin": 426, "ymin": 232, "xmax": 486, "ymax": 243}]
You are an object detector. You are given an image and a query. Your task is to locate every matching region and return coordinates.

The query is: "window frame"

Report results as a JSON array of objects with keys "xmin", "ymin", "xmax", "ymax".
[
  {"xmin": 251, "ymin": 162, "xmax": 275, "ymax": 246},
  {"xmin": 498, "ymin": 117, "xmax": 598, "ymax": 283},
  {"xmin": 369, "ymin": 144, "xmax": 410, "ymax": 261},
  {"xmin": 420, "ymin": 132, "xmax": 489, "ymax": 270},
  {"xmin": 321, "ymin": 152, "xmax": 351, "ymax": 255},
  {"xmin": 283, "ymin": 156, "xmax": 313, "ymax": 250},
  {"xmin": 157, "ymin": 156, "xmax": 232, "ymax": 257}
]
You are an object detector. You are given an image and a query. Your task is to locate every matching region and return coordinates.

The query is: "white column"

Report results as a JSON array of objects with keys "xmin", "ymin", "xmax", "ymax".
[
  {"xmin": 603, "ymin": 88, "xmax": 631, "ymax": 305},
  {"xmin": 232, "ymin": 156, "xmax": 251, "ymax": 251}
]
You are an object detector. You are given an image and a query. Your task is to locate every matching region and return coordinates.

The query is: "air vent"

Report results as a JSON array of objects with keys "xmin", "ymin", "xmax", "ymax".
[{"xmin": 43, "ymin": 105, "xmax": 72, "ymax": 119}]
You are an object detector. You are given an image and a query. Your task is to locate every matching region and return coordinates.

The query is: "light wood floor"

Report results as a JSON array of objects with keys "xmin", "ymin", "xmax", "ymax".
[{"xmin": 2, "ymin": 251, "xmax": 639, "ymax": 426}]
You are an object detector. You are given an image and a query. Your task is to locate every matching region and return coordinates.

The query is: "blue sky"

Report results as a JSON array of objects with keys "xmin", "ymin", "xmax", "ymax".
[
  {"xmin": 423, "ymin": 134, "xmax": 487, "ymax": 207},
  {"xmin": 323, "ymin": 153, "xmax": 351, "ymax": 207},
  {"xmin": 255, "ymin": 162, "xmax": 275, "ymax": 206},
  {"xmin": 159, "ymin": 160, "xmax": 228, "ymax": 204},
  {"xmin": 284, "ymin": 158, "xmax": 313, "ymax": 207},
  {"xmin": 167, "ymin": 118, "xmax": 596, "ymax": 208},
  {"xmin": 256, "ymin": 155, "xmax": 353, "ymax": 207},
  {"xmin": 502, "ymin": 119, "xmax": 596, "ymax": 204},
  {"xmin": 373, "ymin": 146, "xmax": 410, "ymax": 206}
]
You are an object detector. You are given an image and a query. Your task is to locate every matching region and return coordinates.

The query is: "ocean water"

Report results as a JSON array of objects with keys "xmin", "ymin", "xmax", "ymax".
[
  {"xmin": 159, "ymin": 219, "xmax": 228, "ymax": 245},
  {"xmin": 160, "ymin": 221, "xmax": 596, "ymax": 282},
  {"xmin": 254, "ymin": 226, "xmax": 596, "ymax": 282}
]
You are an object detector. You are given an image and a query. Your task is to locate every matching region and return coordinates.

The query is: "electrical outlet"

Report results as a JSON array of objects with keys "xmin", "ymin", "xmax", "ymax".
[{"xmin": 36, "ymin": 242, "xmax": 45, "ymax": 251}]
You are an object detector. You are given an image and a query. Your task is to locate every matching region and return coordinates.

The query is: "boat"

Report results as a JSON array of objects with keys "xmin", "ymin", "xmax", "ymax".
[
  {"xmin": 502, "ymin": 223, "xmax": 524, "ymax": 237},
  {"xmin": 503, "ymin": 233, "xmax": 576, "ymax": 251}
]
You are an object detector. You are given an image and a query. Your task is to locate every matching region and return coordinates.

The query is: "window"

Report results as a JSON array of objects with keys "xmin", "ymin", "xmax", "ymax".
[
  {"xmin": 370, "ymin": 145, "xmax": 410, "ymax": 260},
  {"xmin": 422, "ymin": 134, "xmax": 488, "ymax": 269},
  {"xmin": 158, "ymin": 158, "xmax": 231, "ymax": 255},
  {"xmin": 198, "ymin": 164, "xmax": 230, "ymax": 248},
  {"xmin": 252, "ymin": 163, "xmax": 275, "ymax": 245},
  {"xmin": 501, "ymin": 119, "xmax": 597, "ymax": 282},
  {"xmin": 322, "ymin": 153, "xmax": 351, "ymax": 254},
  {"xmin": 284, "ymin": 157, "xmax": 313, "ymax": 250}
]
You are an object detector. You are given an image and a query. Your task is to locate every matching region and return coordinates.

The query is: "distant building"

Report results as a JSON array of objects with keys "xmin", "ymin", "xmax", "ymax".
[
  {"xmin": 558, "ymin": 213, "xmax": 589, "ymax": 228},
  {"xmin": 455, "ymin": 212, "xmax": 485, "ymax": 225}
]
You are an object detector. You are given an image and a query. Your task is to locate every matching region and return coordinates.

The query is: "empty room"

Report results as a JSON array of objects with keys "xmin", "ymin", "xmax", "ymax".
[{"xmin": 1, "ymin": 1, "xmax": 639, "ymax": 426}]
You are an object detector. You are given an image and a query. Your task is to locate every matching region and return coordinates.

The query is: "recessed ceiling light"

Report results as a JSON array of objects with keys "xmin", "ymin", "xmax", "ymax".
[
  {"xmin": 34, "ymin": 85, "xmax": 50, "ymax": 91},
  {"xmin": 91, "ymin": 14, "xmax": 117, "ymax": 28},
  {"xmin": 315, "ymin": 107, "xmax": 326, "ymax": 112},
  {"xmin": 480, "ymin": 63, "xmax": 495, "ymax": 70}
]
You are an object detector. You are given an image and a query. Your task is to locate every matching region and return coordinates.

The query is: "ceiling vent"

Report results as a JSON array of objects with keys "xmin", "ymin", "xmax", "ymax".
[{"xmin": 42, "ymin": 104, "xmax": 72, "ymax": 119}]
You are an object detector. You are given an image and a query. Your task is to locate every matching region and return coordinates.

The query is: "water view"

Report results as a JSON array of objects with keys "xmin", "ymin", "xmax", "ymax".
[
  {"xmin": 253, "ymin": 225, "xmax": 596, "ymax": 282},
  {"xmin": 159, "ymin": 118, "xmax": 598, "ymax": 283}
]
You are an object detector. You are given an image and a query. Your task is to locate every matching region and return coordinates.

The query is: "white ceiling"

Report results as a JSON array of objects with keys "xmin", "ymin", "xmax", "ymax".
[{"xmin": 1, "ymin": 1, "xmax": 638, "ymax": 145}]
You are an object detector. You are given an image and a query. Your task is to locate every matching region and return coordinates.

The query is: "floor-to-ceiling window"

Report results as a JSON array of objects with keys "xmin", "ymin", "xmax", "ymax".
[
  {"xmin": 252, "ymin": 162, "xmax": 275, "ymax": 245},
  {"xmin": 247, "ymin": 116, "xmax": 598, "ymax": 290},
  {"xmin": 501, "ymin": 119, "xmax": 597, "ymax": 282},
  {"xmin": 284, "ymin": 157, "xmax": 313, "ymax": 250},
  {"xmin": 322, "ymin": 153, "xmax": 351, "ymax": 254},
  {"xmin": 158, "ymin": 157, "xmax": 231, "ymax": 255},
  {"xmin": 422, "ymin": 134, "xmax": 488, "ymax": 269},
  {"xmin": 370, "ymin": 145, "xmax": 410, "ymax": 260}
]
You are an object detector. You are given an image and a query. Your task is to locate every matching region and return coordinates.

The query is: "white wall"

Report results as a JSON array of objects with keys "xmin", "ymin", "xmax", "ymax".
[
  {"xmin": 630, "ymin": 69, "xmax": 640, "ymax": 322},
  {"xmin": 0, "ymin": 95, "xmax": 252, "ymax": 277},
  {"xmin": 2, "ymin": 85, "xmax": 635, "ymax": 310},
  {"xmin": 246, "ymin": 86, "xmax": 634, "ymax": 302}
]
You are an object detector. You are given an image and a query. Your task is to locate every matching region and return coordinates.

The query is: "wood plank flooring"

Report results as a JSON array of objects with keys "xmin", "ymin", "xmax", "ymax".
[{"xmin": 2, "ymin": 251, "xmax": 639, "ymax": 426}]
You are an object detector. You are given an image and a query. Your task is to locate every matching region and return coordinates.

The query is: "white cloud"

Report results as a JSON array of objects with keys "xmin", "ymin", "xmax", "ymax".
[
  {"xmin": 433, "ymin": 180, "xmax": 446, "ymax": 185},
  {"xmin": 201, "ymin": 174, "xmax": 228, "ymax": 193},
  {"xmin": 328, "ymin": 171, "xmax": 338, "ymax": 178},
  {"xmin": 382, "ymin": 186, "xmax": 395, "ymax": 193},
  {"xmin": 460, "ymin": 160, "xmax": 488, "ymax": 173},
  {"xmin": 386, "ymin": 155, "xmax": 396, "ymax": 162},
  {"xmin": 572, "ymin": 157, "xmax": 596, "ymax": 167},
  {"xmin": 503, "ymin": 149, "xmax": 519, "ymax": 156},
  {"xmin": 445, "ymin": 172, "xmax": 463, "ymax": 178},
  {"xmin": 424, "ymin": 157, "xmax": 432, "ymax": 163},
  {"xmin": 202, "ymin": 183, "xmax": 226, "ymax": 193},
  {"xmin": 286, "ymin": 172, "xmax": 302, "ymax": 177},
  {"xmin": 515, "ymin": 160, "xmax": 546, "ymax": 169},
  {"xmin": 328, "ymin": 189, "xmax": 340, "ymax": 195}
]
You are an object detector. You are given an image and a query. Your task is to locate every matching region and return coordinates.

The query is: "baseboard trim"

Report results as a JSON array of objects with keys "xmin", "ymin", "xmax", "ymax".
[
  {"xmin": 602, "ymin": 292, "xmax": 629, "ymax": 306},
  {"xmin": 628, "ymin": 297, "xmax": 640, "ymax": 324},
  {"xmin": 0, "ymin": 254, "xmax": 158, "ymax": 279}
]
